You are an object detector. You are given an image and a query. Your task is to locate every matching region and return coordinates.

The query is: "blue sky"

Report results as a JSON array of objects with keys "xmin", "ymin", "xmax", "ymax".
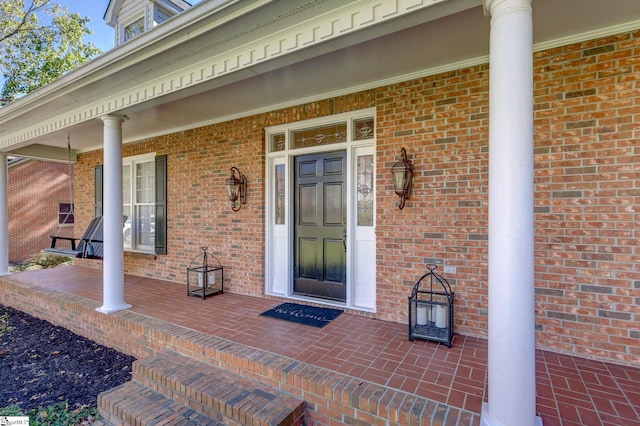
[{"xmin": 58, "ymin": 0, "xmax": 203, "ymax": 52}]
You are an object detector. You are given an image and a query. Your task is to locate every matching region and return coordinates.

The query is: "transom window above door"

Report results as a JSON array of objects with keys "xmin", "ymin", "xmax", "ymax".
[{"xmin": 269, "ymin": 116, "xmax": 374, "ymax": 153}]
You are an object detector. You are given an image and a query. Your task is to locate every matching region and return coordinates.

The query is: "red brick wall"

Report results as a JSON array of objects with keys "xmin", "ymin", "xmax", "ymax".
[
  {"xmin": 531, "ymin": 32, "xmax": 640, "ymax": 363},
  {"xmin": 73, "ymin": 30, "xmax": 639, "ymax": 365},
  {"xmin": 74, "ymin": 93, "xmax": 375, "ymax": 294},
  {"xmin": 8, "ymin": 160, "xmax": 74, "ymax": 263},
  {"xmin": 375, "ymin": 65, "xmax": 491, "ymax": 328}
]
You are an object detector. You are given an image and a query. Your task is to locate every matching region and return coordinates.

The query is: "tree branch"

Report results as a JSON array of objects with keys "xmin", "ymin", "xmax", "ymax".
[{"xmin": 0, "ymin": 0, "xmax": 51, "ymax": 44}]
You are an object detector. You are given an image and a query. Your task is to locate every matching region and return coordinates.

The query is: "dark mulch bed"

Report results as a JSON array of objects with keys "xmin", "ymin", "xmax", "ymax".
[{"xmin": 0, "ymin": 304, "xmax": 136, "ymax": 411}]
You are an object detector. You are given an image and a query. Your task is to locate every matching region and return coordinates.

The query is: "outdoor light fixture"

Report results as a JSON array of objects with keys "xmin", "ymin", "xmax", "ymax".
[
  {"xmin": 225, "ymin": 166, "xmax": 247, "ymax": 212},
  {"xmin": 391, "ymin": 147, "xmax": 413, "ymax": 210}
]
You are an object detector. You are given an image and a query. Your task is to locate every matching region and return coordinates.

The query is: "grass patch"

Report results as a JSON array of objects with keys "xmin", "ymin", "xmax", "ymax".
[
  {"xmin": 0, "ymin": 402, "xmax": 99, "ymax": 425},
  {"xmin": 10, "ymin": 252, "xmax": 73, "ymax": 272},
  {"xmin": 0, "ymin": 312, "xmax": 13, "ymax": 335}
]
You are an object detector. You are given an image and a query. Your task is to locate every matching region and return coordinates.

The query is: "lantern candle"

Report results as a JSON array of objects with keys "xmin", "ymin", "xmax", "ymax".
[
  {"xmin": 198, "ymin": 271, "xmax": 215, "ymax": 288},
  {"xmin": 416, "ymin": 305, "xmax": 428, "ymax": 325},
  {"xmin": 435, "ymin": 305, "xmax": 447, "ymax": 328}
]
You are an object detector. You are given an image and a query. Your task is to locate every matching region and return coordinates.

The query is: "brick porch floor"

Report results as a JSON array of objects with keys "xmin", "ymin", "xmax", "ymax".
[{"xmin": 2, "ymin": 266, "xmax": 639, "ymax": 425}]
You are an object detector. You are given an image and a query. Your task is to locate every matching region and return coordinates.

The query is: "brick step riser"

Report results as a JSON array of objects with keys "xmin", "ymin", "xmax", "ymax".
[
  {"xmin": 99, "ymin": 351, "xmax": 305, "ymax": 426},
  {"xmin": 98, "ymin": 381, "xmax": 228, "ymax": 426},
  {"xmin": 132, "ymin": 374, "xmax": 243, "ymax": 425},
  {"xmin": 131, "ymin": 353, "xmax": 305, "ymax": 426}
]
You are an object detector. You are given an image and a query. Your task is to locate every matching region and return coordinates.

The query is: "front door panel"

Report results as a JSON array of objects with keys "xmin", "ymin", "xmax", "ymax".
[{"xmin": 294, "ymin": 151, "xmax": 346, "ymax": 302}]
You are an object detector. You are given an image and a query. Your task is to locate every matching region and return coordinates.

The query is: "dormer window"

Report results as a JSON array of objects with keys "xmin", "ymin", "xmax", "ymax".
[
  {"xmin": 105, "ymin": 0, "xmax": 191, "ymax": 47},
  {"xmin": 124, "ymin": 16, "xmax": 145, "ymax": 42}
]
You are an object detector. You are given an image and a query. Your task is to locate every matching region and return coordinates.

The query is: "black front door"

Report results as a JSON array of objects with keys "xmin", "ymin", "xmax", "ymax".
[{"xmin": 293, "ymin": 151, "xmax": 346, "ymax": 302}]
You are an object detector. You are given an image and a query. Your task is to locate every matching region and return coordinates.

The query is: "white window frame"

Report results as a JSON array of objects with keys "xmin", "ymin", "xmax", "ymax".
[
  {"xmin": 122, "ymin": 15, "xmax": 146, "ymax": 43},
  {"xmin": 123, "ymin": 153, "xmax": 155, "ymax": 253}
]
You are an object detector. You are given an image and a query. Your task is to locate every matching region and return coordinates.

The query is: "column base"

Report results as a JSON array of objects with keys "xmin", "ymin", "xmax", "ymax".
[
  {"xmin": 481, "ymin": 403, "xmax": 543, "ymax": 426},
  {"xmin": 0, "ymin": 270, "xmax": 12, "ymax": 276},
  {"xmin": 96, "ymin": 303, "xmax": 132, "ymax": 314}
]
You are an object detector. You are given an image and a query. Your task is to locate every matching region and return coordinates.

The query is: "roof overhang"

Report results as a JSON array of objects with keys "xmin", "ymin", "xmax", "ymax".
[{"xmin": 1, "ymin": 0, "xmax": 640, "ymax": 161}]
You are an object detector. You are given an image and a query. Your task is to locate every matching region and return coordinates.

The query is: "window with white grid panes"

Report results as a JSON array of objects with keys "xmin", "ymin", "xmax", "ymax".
[{"xmin": 123, "ymin": 154, "xmax": 155, "ymax": 251}]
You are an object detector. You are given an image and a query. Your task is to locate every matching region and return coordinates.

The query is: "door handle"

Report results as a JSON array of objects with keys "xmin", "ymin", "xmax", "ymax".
[{"xmin": 343, "ymin": 228, "xmax": 347, "ymax": 252}]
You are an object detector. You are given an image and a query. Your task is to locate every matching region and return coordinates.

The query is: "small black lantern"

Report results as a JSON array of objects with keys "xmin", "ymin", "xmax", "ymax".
[
  {"xmin": 408, "ymin": 264, "xmax": 454, "ymax": 347},
  {"xmin": 187, "ymin": 246, "xmax": 224, "ymax": 299},
  {"xmin": 391, "ymin": 147, "xmax": 413, "ymax": 210},
  {"xmin": 225, "ymin": 166, "xmax": 247, "ymax": 212}
]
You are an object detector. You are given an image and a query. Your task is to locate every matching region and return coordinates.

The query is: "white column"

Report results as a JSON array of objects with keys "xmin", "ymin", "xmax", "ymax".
[
  {"xmin": 481, "ymin": 1, "xmax": 541, "ymax": 426},
  {"xmin": 96, "ymin": 115, "xmax": 131, "ymax": 314},
  {"xmin": 0, "ymin": 154, "xmax": 10, "ymax": 275}
]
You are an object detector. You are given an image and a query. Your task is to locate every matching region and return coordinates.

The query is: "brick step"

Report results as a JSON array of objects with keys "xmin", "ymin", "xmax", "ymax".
[
  {"xmin": 99, "ymin": 350, "xmax": 305, "ymax": 426},
  {"xmin": 98, "ymin": 381, "xmax": 223, "ymax": 425}
]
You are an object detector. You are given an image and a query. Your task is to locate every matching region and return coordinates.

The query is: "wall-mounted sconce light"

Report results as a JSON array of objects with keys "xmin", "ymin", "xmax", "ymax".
[
  {"xmin": 225, "ymin": 167, "xmax": 247, "ymax": 212},
  {"xmin": 391, "ymin": 147, "xmax": 413, "ymax": 210}
]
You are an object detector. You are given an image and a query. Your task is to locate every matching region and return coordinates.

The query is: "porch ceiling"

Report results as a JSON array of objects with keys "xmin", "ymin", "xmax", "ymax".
[{"xmin": 0, "ymin": 0, "xmax": 639, "ymax": 159}]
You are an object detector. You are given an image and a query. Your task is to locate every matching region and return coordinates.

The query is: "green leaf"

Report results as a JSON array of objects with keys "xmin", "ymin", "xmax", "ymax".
[{"xmin": 0, "ymin": 0, "xmax": 102, "ymax": 102}]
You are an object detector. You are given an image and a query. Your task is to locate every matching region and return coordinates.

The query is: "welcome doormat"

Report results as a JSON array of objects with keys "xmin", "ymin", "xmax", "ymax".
[{"xmin": 260, "ymin": 303, "xmax": 343, "ymax": 328}]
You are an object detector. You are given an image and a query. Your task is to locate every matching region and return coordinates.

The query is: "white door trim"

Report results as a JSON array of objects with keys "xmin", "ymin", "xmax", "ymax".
[{"xmin": 265, "ymin": 108, "xmax": 376, "ymax": 312}]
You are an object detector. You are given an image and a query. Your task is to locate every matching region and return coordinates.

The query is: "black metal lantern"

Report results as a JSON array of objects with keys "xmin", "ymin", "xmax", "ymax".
[
  {"xmin": 391, "ymin": 147, "xmax": 413, "ymax": 209},
  {"xmin": 225, "ymin": 166, "xmax": 247, "ymax": 212},
  {"xmin": 408, "ymin": 264, "xmax": 454, "ymax": 347},
  {"xmin": 187, "ymin": 246, "xmax": 224, "ymax": 299}
]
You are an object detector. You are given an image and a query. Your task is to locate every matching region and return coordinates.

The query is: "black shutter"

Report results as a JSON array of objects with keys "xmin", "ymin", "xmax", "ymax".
[
  {"xmin": 94, "ymin": 165, "xmax": 103, "ymax": 217},
  {"xmin": 155, "ymin": 155, "xmax": 167, "ymax": 255}
]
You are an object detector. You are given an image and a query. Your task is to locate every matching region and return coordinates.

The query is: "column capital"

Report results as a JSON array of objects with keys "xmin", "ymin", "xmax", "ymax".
[
  {"xmin": 100, "ymin": 114, "xmax": 129, "ymax": 125},
  {"xmin": 483, "ymin": 0, "xmax": 532, "ymax": 17}
]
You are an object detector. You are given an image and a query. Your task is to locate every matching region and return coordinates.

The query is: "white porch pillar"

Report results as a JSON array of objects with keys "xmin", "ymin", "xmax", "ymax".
[
  {"xmin": 482, "ymin": 1, "xmax": 541, "ymax": 426},
  {"xmin": 0, "ymin": 154, "xmax": 10, "ymax": 275},
  {"xmin": 96, "ymin": 115, "xmax": 131, "ymax": 314}
]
